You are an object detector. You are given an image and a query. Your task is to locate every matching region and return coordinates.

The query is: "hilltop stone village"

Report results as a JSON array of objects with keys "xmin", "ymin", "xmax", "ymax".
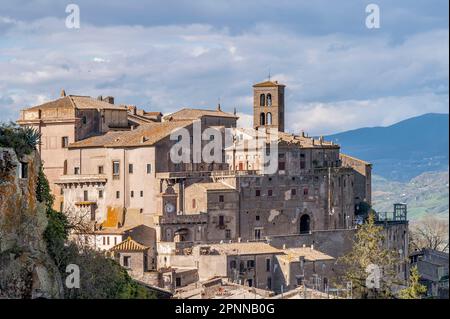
[{"xmin": 13, "ymin": 80, "xmax": 409, "ymax": 298}]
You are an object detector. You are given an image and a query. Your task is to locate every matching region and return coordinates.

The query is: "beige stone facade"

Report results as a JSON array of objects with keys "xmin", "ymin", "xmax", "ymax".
[{"xmin": 16, "ymin": 80, "xmax": 409, "ymax": 295}]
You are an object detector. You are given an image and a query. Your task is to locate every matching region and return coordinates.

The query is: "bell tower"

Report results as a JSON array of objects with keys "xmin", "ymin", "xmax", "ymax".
[{"xmin": 253, "ymin": 80, "xmax": 285, "ymax": 132}]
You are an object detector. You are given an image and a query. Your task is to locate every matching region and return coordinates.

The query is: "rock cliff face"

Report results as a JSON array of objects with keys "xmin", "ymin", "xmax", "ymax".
[{"xmin": 0, "ymin": 147, "xmax": 63, "ymax": 298}]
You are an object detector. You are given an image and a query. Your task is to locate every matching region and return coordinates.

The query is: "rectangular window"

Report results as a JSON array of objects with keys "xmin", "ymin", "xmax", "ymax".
[
  {"xmin": 74, "ymin": 167, "xmax": 80, "ymax": 175},
  {"xmin": 83, "ymin": 190, "xmax": 88, "ymax": 201},
  {"xmin": 19, "ymin": 162, "xmax": 28, "ymax": 179},
  {"xmin": 303, "ymin": 188, "xmax": 309, "ymax": 196},
  {"xmin": 114, "ymin": 237, "xmax": 117, "ymax": 245},
  {"xmin": 98, "ymin": 165, "xmax": 104, "ymax": 174},
  {"xmin": 247, "ymin": 260, "xmax": 255, "ymax": 268},
  {"xmin": 230, "ymin": 260, "xmax": 237, "ymax": 269},
  {"xmin": 254, "ymin": 229, "xmax": 261, "ymax": 240},
  {"xmin": 192, "ymin": 199, "xmax": 196, "ymax": 209},
  {"xmin": 256, "ymin": 215, "xmax": 260, "ymax": 221},
  {"xmin": 128, "ymin": 163, "xmax": 133, "ymax": 174},
  {"xmin": 219, "ymin": 215, "xmax": 225, "ymax": 226},
  {"xmin": 130, "ymin": 191, "xmax": 134, "ymax": 198},
  {"xmin": 268, "ymin": 189, "xmax": 273, "ymax": 197},
  {"xmin": 107, "ymin": 237, "xmax": 110, "ymax": 245},
  {"xmin": 300, "ymin": 161, "xmax": 306, "ymax": 169},
  {"xmin": 112, "ymin": 161, "xmax": 120, "ymax": 176},
  {"xmin": 278, "ymin": 161, "xmax": 285, "ymax": 170},
  {"xmin": 98, "ymin": 190, "xmax": 103, "ymax": 199},
  {"xmin": 266, "ymin": 258, "xmax": 271, "ymax": 272},
  {"xmin": 140, "ymin": 191, "xmax": 143, "ymax": 197},
  {"xmin": 291, "ymin": 189, "xmax": 296, "ymax": 196},
  {"xmin": 255, "ymin": 189, "xmax": 261, "ymax": 197},
  {"xmin": 123, "ymin": 256, "xmax": 130, "ymax": 268},
  {"xmin": 225, "ymin": 229, "xmax": 231, "ymax": 239},
  {"xmin": 146, "ymin": 164, "xmax": 152, "ymax": 174},
  {"xmin": 102, "ymin": 237, "xmax": 106, "ymax": 245},
  {"xmin": 219, "ymin": 195, "xmax": 224, "ymax": 202},
  {"xmin": 61, "ymin": 136, "xmax": 69, "ymax": 148},
  {"xmin": 116, "ymin": 191, "xmax": 120, "ymax": 199}
]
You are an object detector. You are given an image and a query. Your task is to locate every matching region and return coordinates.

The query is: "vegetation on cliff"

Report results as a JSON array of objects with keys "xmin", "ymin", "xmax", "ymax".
[{"xmin": 1, "ymin": 124, "xmax": 155, "ymax": 299}]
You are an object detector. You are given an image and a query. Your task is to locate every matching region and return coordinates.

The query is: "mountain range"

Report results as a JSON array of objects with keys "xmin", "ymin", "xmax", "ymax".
[{"xmin": 326, "ymin": 113, "xmax": 449, "ymax": 219}]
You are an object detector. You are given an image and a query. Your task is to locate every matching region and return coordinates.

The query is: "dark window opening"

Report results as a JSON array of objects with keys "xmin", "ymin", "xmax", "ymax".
[
  {"xmin": 20, "ymin": 162, "xmax": 28, "ymax": 179},
  {"xmin": 219, "ymin": 195, "xmax": 224, "ymax": 202},
  {"xmin": 255, "ymin": 189, "xmax": 261, "ymax": 197},
  {"xmin": 61, "ymin": 136, "xmax": 69, "ymax": 148},
  {"xmin": 98, "ymin": 165, "xmax": 104, "ymax": 174},
  {"xmin": 83, "ymin": 190, "xmax": 88, "ymax": 201},
  {"xmin": 128, "ymin": 164, "xmax": 133, "ymax": 174}
]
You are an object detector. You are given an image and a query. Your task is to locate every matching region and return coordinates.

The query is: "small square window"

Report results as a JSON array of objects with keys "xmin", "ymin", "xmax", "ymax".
[
  {"xmin": 268, "ymin": 189, "xmax": 273, "ymax": 197},
  {"xmin": 128, "ymin": 164, "xmax": 133, "ymax": 174},
  {"xmin": 146, "ymin": 164, "xmax": 152, "ymax": 174},
  {"xmin": 74, "ymin": 167, "xmax": 80, "ymax": 175},
  {"xmin": 116, "ymin": 191, "xmax": 120, "ymax": 199},
  {"xmin": 255, "ymin": 189, "xmax": 261, "ymax": 197},
  {"xmin": 219, "ymin": 195, "xmax": 224, "ymax": 202},
  {"xmin": 98, "ymin": 190, "xmax": 103, "ymax": 199},
  {"xmin": 98, "ymin": 165, "xmax": 104, "ymax": 174}
]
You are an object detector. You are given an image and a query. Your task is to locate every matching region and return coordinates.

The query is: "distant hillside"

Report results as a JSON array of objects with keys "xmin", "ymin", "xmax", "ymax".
[
  {"xmin": 372, "ymin": 171, "xmax": 449, "ymax": 220},
  {"xmin": 327, "ymin": 113, "xmax": 449, "ymax": 181}
]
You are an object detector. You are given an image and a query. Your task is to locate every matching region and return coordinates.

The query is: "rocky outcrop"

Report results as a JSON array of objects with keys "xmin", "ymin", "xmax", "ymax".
[{"xmin": 0, "ymin": 147, "xmax": 63, "ymax": 298}]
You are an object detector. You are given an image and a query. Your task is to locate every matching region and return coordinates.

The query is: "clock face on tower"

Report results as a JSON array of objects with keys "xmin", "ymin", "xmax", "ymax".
[{"xmin": 165, "ymin": 202, "xmax": 175, "ymax": 213}]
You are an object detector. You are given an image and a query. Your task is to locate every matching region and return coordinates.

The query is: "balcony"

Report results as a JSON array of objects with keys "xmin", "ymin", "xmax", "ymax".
[
  {"xmin": 55, "ymin": 174, "xmax": 107, "ymax": 186},
  {"xmin": 157, "ymin": 213, "xmax": 208, "ymax": 225}
]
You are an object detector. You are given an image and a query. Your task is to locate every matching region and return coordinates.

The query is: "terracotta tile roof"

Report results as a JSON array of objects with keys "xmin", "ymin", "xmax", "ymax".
[
  {"xmin": 253, "ymin": 80, "xmax": 285, "ymax": 88},
  {"xmin": 69, "ymin": 120, "xmax": 193, "ymax": 148},
  {"xmin": 205, "ymin": 242, "xmax": 283, "ymax": 255},
  {"xmin": 163, "ymin": 108, "xmax": 237, "ymax": 121},
  {"xmin": 25, "ymin": 95, "xmax": 127, "ymax": 111},
  {"xmin": 110, "ymin": 237, "xmax": 149, "ymax": 252}
]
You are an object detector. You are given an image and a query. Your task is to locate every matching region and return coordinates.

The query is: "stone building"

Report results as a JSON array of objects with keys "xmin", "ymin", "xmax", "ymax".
[{"xmin": 15, "ymin": 79, "xmax": 407, "ymax": 295}]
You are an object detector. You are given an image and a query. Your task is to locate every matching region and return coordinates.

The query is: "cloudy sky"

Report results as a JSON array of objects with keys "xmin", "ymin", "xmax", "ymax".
[{"xmin": 0, "ymin": 0, "xmax": 448, "ymax": 135}]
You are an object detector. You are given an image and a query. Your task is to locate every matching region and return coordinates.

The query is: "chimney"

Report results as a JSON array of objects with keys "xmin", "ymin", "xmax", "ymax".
[
  {"xmin": 311, "ymin": 244, "xmax": 314, "ymax": 250},
  {"xmin": 97, "ymin": 95, "xmax": 103, "ymax": 101},
  {"xmin": 238, "ymin": 237, "xmax": 241, "ymax": 243},
  {"xmin": 103, "ymin": 96, "xmax": 114, "ymax": 104},
  {"xmin": 127, "ymin": 105, "xmax": 137, "ymax": 115},
  {"xmin": 60, "ymin": 89, "xmax": 66, "ymax": 97},
  {"xmin": 217, "ymin": 103, "xmax": 221, "ymax": 111},
  {"xmin": 282, "ymin": 244, "xmax": 287, "ymax": 250}
]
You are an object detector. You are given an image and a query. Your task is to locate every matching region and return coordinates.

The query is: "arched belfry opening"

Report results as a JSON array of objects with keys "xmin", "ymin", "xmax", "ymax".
[
  {"xmin": 260, "ymin": 112, "xmax": 266, "ymax": 125},
  {"xmin": 266, "ymin": 112, "xmax": 272, "ymax": 125},
  {"xmin": 260, "ymin": 94, "xmax": 265, "ymax": 106},
  {"xmin": 299, "ymin": 214, "xmax": 311, "ymax": 234},
  {"xmin": 266, "ymin": 93, "xmax": 272, "ymax": 106}
]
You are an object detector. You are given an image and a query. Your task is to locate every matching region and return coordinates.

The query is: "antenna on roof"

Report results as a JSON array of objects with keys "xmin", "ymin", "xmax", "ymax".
[
  {"xmin": 268, "ymin": 69, "xmax": 271, "ymax": 81},
  {"xmin": 60, "ymin": 89, "xmax": 66, "ymax": 97}
]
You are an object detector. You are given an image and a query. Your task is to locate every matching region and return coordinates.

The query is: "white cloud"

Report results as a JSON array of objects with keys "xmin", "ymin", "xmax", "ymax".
[{"xmin": 0, "ymin": 16, "xmax": 447, "ymax": 135}]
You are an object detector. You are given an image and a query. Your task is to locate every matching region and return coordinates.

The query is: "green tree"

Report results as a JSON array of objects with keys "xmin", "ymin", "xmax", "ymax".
[
  {"xmin": 398, "ymin": 266, "xmax": 427, "ymax": 299},
  {"xmin": 338, "ymin": 213, "xmax": 400, "ymax": 299}
]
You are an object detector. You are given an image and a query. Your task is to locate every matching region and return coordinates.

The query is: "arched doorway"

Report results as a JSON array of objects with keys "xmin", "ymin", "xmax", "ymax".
[{"xmin": 299, "ymin": 214, "xmax": 310, "ymax": 234}]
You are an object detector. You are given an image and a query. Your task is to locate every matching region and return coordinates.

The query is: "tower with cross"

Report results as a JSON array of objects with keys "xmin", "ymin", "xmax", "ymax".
[{"xmin": 252, "ymin": 79, "xmax": 285, "ymax": 132}]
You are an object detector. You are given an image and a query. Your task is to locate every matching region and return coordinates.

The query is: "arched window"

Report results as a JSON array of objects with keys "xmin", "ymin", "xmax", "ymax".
[
  {"xmin": 260, "ymin": 113, "xmax": 266, "ymax": 125},
  {"xmin": 266, "ymin": 112, "xmax": 272, "ymax": 125},
  {"xmin": 300, "ymin": 214, "xmax": 311, "ymax": 234},
  {"xmin": 266, "ymin": 93, "xmax": 272, "ymax": 106},
  {"xmin": 260, "ymin": 94, "xmax": 265, "ymax": 106}
]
